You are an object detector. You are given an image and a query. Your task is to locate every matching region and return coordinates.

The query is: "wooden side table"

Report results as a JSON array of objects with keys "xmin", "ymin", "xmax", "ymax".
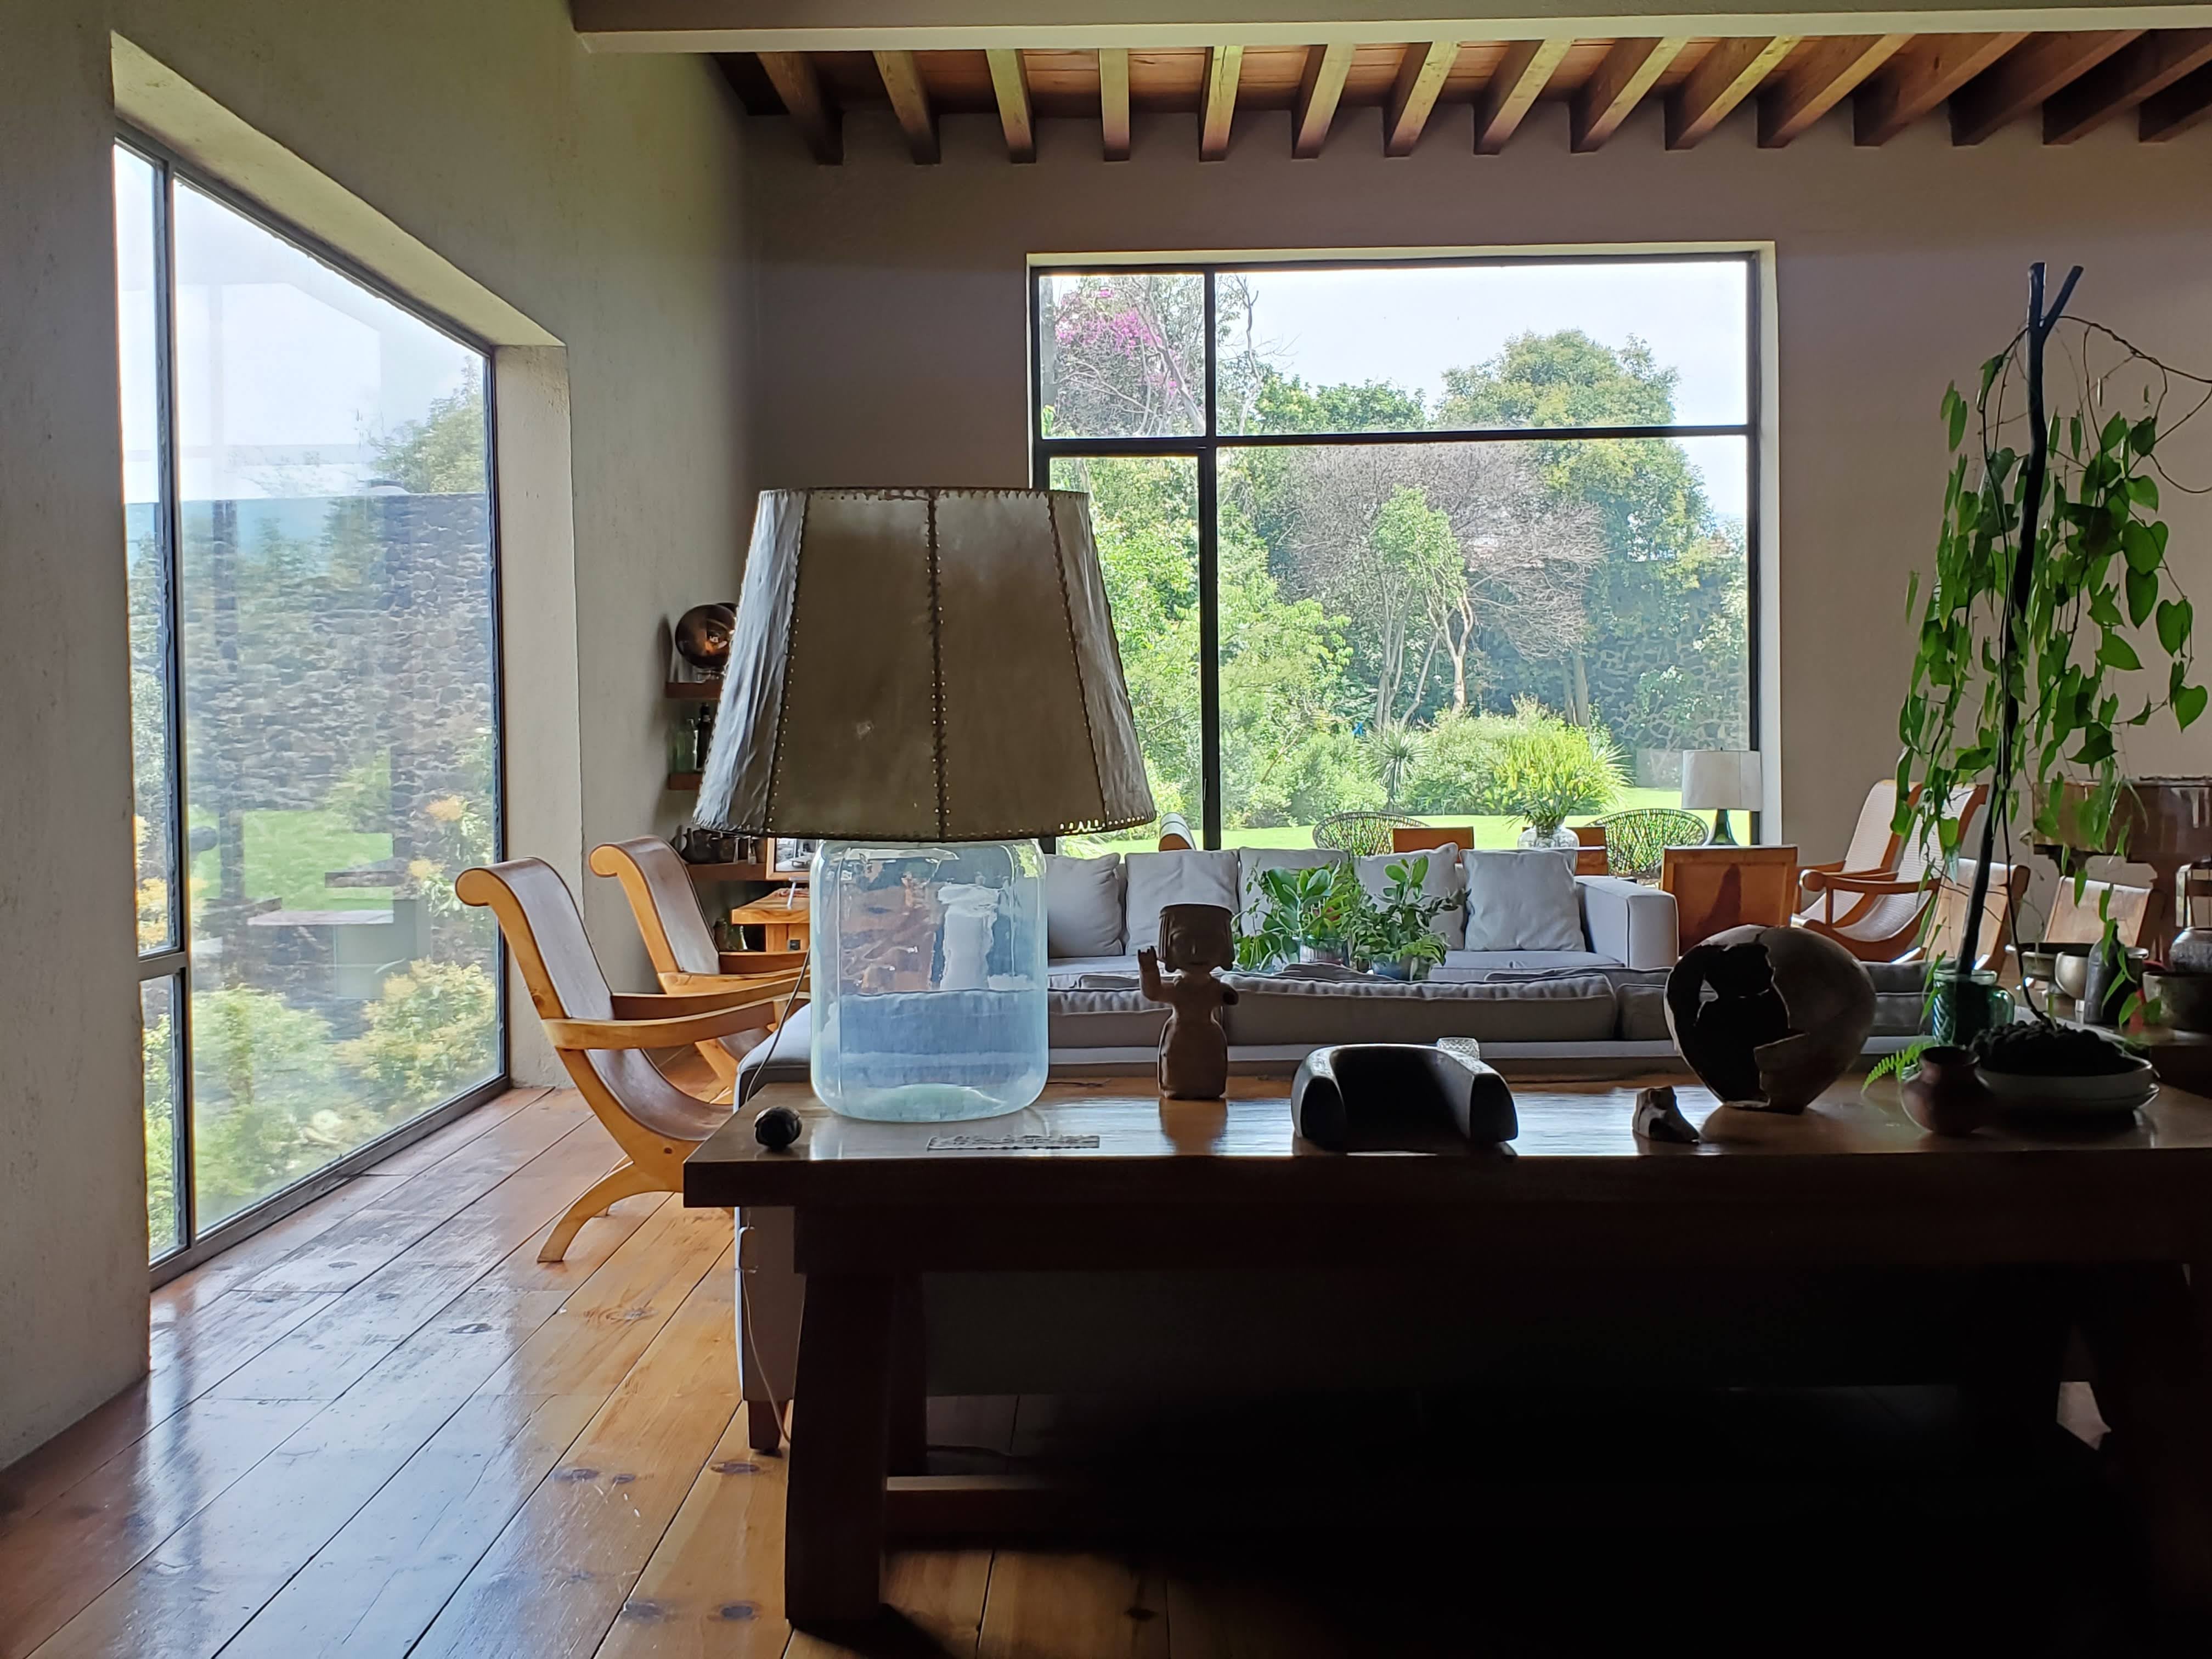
[{"xmin": 729, "ymin": 885, "xmax": 810, "ymax": 956}]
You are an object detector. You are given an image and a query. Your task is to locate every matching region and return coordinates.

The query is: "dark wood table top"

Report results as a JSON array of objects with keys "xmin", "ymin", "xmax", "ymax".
[{"xmin": 686, "ymin": 1074, "xmax": 2212, "ymax": 1271}]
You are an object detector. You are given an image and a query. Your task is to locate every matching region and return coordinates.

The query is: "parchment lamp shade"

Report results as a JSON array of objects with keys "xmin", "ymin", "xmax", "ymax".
[
  {"xmin": 1680, "ymin": 749, "xmax": 1762, "ymax": 845},
  {"xmin": 695, "ymin": 488, "xmax": 1154, "ymax": 842},
  {"xmin": 694, "ymin": 489, "xmax": 1155, "ymax": 1124}
]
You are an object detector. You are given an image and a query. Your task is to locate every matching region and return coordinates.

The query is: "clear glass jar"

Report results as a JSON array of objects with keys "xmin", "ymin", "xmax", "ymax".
[{"xmin": 808, "ymin": 839, "xmax": 1048, "ymax": 1121}]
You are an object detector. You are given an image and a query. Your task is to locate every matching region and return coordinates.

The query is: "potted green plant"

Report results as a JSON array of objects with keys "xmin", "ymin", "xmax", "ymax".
[
  {"xmin": 1236, "ymin": 860, "xmax": 1365, "ymax": 970},
  {"xmin": 1895, "ymin": 263, "xmax": 2200, "ymax": 1063},
  {"xmin": 1346, "ymin": 855, "xmax": 1460, "ymax": 981},
  {"xmin": 1476, "ymin": 702, "xmax": 1627, "ymax": 851}
]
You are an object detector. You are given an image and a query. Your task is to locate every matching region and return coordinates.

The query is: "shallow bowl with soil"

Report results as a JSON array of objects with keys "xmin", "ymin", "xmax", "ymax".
[{"xmin": 1973, "ymin": 1020, "xmax": 2155, "ymax": 1118}]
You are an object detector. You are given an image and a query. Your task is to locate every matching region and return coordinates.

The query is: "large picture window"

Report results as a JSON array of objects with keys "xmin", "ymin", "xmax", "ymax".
[
  {"xmin": 1034, "ymin": 256, "xmax": 1758, "ymax": 851},
  {"xmin": 116, "ymin": 141, "xmax": 506, "ymax": 1266}
]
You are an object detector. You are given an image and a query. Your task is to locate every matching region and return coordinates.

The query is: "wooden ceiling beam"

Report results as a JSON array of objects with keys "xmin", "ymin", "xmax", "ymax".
[
  {"xmin": 1950, "ymin": 30, "xmax": 2140, "ymax": 144},
  {"xmin": 1384, "ymin": 41, "xmax": 1460, "ymax": 156},
  {"xmin": 872, "ymin": 49, "xmax": 938, "ymax": 162},
  {"xmin": 2044, "ymin": 29, "xmax": 2212, "ymax": 142},
  {"xmin": 1666, "ymin": 35, "xmax": 1796, "ymax": 149},
  {"xmin": 1758, "ymin": 33, "xmax": 1909, "ymax": 146},
  {"xmin": 985, "ymin": 47, "xmax": 1035, "ymax": 161},
  {"xmin": 1571, "ymin": 37, "xmax": 1688, "ymax": 154},
  {"xmin": 1293, "ymin": 42, "xmax": 1354, "ymax": 157},
  {"xmin": 1474, "ymin": 38, "xmax": 1570, "ymax": 154},
  {"xmin": 757, "ymin": 51, "xmax": 840, "ymax": 163},
  {"xmin": 2141, "ymin": 58, "xmax": 2212, "ymax": 139},
  {"xmin": 1852, "ymin": 32, "xmax": 2027, "ymax": 145},
  {"xmin": 1200, "ymin": 44, "xmax": 1242, "ymax": 160},
  {"xmin": 1099, "ymin": 47, "xmax": 1131, "ymax": 160}
]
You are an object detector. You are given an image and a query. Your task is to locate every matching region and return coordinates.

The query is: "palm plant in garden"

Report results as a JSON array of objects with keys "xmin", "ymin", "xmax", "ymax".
[{"xmin": 1896, "ymin": 264, "xmax": 2200, "ymax": 1042}]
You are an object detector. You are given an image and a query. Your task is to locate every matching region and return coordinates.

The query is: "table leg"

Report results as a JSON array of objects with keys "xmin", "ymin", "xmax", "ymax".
[
  {"xmin": 785, "ymin": 1271, "xmax": 894, "ymax": 1627},
  {"xmin": 2077, "ymin": 1262, "xmax": 2212, "ymax": 1610},
  {"xmin": 889, "ymin": 1276, "xmax": 928, "ymax": 1477}
]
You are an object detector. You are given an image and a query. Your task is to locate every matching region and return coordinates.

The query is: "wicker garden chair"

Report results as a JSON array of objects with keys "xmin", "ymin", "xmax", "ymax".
[
  {"xmin": 1594, "ymin": 807, "xmax": 1709, "ymax": 883},
  {"xmin": 1312, "ymin": 812, "xmax": 1425, "ymax": 857}
]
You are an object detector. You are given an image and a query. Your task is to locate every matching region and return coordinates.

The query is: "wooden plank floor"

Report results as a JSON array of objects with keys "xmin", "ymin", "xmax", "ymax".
[{"xmin": 0, "ymin": 1086, "xmax": 2168, "ymax": 1657}]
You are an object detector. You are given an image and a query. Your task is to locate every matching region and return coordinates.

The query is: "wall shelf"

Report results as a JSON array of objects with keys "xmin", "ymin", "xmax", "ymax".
[
  {"xmin": 681, "ymin": 860, "xmax": 766, "ymax": 883},
  {"xmin": 666, "ymin": 771, "xmax": 703, "ymax": 791},
  {"xmin": 665, "ymin": 679, "xmax": 724, "ymax": 702}
]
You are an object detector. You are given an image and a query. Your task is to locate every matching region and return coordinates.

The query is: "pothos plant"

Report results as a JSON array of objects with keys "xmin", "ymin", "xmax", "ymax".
[{"xmin": 1897, "ymin": 264, "xmax": 2201, "ymax": 1028}]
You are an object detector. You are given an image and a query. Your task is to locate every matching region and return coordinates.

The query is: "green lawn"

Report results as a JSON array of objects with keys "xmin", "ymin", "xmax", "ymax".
[
  {"xmin": 1075, "ymin": 788, "xmax": 1707, "ymax": 857},
  {"xmin": 190, "ymin": 808, "xmax": 393, "ymax": 912}
]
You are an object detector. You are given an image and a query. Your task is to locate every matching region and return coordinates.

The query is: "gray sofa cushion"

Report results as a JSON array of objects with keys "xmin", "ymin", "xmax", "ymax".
[
  {"xmin": 1221, "ymin": 971, "xmax": 1617, "ymax": 1046},
  {"xmin": 1047, "ymin": 988, "xmax": 1169, "ymax": 1049},
  {"xmin": 1125, "ymin": 849, "xmax": 1240, "ymax": 952},
  {"xmin": 1045, "ymin": 853, "xmax": 1125, "ymax": 957}
]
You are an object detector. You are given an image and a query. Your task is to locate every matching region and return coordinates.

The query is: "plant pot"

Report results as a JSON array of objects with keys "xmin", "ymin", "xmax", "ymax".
[
  {"xmin": 2082, "ymin": 946, "xmax": 2151, "ymax": 1026},
  {"xmin": 2147, "ymin": 969, "xmax": 2212, "ymax": 1035},
  {"xmin": 1517, "ymin": 823, "xmax": 1579, "ymax": 852},
  {"xmin": 1297, "ymin": 944, "xmax": 1346, "ymax": 968},
  {"xmin": 1928, "ymin": 968, "xmax": 2015, "ymax": 1046},
  {"xmin": 1899, "ymin": 1045, "xmax": 1991, "ymax": 1137}
]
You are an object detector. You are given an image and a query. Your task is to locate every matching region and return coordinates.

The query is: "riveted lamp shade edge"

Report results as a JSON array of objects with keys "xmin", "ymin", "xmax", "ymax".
[
  {"xmin": 1679, "ymin": 749, "xmax": 1762, "ymax": 811},
  {"xmin": 695, "ymin": 488, "xmax": 1156, "ymax": 841}
]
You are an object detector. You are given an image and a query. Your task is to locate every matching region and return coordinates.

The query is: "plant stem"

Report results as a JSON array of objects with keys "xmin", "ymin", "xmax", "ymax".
[{"xmin": 1957, "ymin": 261, "xmax": 2081, "ymax": 983}]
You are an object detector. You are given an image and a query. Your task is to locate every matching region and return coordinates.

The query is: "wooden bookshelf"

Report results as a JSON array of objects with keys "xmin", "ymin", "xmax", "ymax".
[{"xmin": 665, "ymin": 678, "xmax": 724, "ymax": 701}]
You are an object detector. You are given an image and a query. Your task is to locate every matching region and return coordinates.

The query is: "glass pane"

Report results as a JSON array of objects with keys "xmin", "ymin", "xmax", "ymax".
[
  {"xmin": 1218, "ymin": 260, "xmax": 1751, "ymax": 436},
  {"xmin": 1036, "ymin": 272, "xmax": 1206, "ymax": 438},
  {"xmin": 142, "ymin": 974, "xmax": 183, "ymax": 1259},
  {"xmin": 1051, "ymin": 455, "xmax": 1203, "ymax": 849},
  {"xmin": 173, "ymin": 180, "xmax": 501, "ymax": 1228},
  {"xmin": 116, "ymin": 148, "xmax": 178, "ymax": 954},
  {"xmin": 1215, "ymin": 435, "xmax": 1748, "ymax": 846}
]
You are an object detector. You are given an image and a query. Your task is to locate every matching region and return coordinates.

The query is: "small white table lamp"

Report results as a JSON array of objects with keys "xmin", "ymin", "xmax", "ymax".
[{"xmin": 1680, "ymin": 750, "xmax": 1761, "ymax": 846}]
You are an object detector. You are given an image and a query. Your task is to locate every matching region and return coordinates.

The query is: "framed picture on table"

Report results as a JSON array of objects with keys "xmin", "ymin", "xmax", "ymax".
[{"xmin": 768, "ymin": 838, "xmax": 818, "ymax": 881}]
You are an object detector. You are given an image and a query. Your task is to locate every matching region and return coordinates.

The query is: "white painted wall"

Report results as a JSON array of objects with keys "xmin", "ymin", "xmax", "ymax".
[
  {"xmin": 0, "ymin": 0, "xmax": 754, "ymax": 1467},
  {"xmin": 741, "ymin": 99, "xmax": 2212, "ymax": 862}
]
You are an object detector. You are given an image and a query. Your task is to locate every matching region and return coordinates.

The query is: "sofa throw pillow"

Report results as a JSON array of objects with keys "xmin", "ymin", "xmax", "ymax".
[
  {"xmin": 1044, "ymin": 853, "xmax": 1125, "ymax": 958},
  {"xmin": 1124, "ymin": 849, "xmax": 1241, "ymax": 953},
  {"xmin": 1462, "ymin": 849, "xmax": 1584, "ymax": 952},
  {"xmin": 1354, "ymin": 843, "xmax": 1466, "ymax": 950}
]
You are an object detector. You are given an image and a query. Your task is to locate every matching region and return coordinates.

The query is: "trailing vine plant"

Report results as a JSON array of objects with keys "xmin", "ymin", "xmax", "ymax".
[{"xmin": 1896, "ymin": 264, "xmax": 2202, "ymax": 1008}]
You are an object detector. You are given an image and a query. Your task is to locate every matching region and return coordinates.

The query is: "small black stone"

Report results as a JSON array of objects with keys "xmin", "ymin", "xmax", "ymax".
[{"xmin": 754, "ymin": 1105, "xmax": 803, "ymax": 1150}]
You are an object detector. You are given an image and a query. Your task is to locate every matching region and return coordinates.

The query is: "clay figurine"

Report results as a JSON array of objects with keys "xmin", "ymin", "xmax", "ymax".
[
  {"xmin": 1137, "ymin": 903, "xmax": 1239, "ymax": 1099},
  {"xmin": 1665, "ymin": 924, "xmax": 1877, "ymax": 1113},
  {"xmin": 1632, "ymin": 1084, "xmax": 1700, "ymax": 1143}
]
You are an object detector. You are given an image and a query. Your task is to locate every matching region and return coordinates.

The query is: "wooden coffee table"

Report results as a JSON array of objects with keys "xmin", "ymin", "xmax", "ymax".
[{"xmin": 686, "ymin": 1074, "xmax": 2212, "ymax": 1626}]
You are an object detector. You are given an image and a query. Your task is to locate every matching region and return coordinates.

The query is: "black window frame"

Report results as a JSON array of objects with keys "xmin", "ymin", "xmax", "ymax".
[
  {"xmin": 117, "ymin": 131, "xmax": 512, "ymax": 1284},
  {"xmin": 1029, "ymin": 252, "xmax": 1764, "ymax": 850}
]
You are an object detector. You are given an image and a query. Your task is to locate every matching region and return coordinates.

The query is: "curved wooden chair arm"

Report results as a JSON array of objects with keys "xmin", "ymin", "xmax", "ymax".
[
  {"xmin": 544, "ymin": 995, "xmax": 782, "ymax": 1052},
  {"xmin": 609, "ymin": 988, "xmax": 789, "ymax": 1019},
  {"xmin": 1800, "ymin": 869, "xmax": 1933, "ymax": 897}
]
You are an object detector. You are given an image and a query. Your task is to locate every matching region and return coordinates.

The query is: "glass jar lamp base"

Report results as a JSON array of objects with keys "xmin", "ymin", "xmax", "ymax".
[{"xmin": 808, "ymin": 839, "xmax": 1049, "ymax": 1122}]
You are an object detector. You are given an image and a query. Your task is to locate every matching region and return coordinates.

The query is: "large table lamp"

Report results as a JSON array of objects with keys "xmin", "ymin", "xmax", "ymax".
[
  {"xmin": 695, "ymin": 488, "xmax": 1154, "ymax": 1122},
  {"xmin": 1680, "ymin": 749, "xmax": 1762, "ymax": 845}
]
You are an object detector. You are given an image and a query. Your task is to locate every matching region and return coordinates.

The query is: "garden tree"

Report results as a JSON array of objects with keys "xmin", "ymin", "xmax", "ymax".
[
  {"xmin": 1039, "ymin": 273, "xmax": 1215, "ymax": 436},
  {"xmin": 1438, "ymin": 330, "xmax": 1746, "ymax": 746},
  {"xmin": 371, "ymin": 376, "xmax": 488, "ymax": 493}
]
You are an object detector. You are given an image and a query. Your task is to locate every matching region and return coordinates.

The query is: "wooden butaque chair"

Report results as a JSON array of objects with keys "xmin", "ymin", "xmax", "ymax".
[
  {"xmin": 1572, "ymin": 824, "xmax": 1610, "ymax": 877},
  {"xmin": 456, "ymin": 858, "xmax": 785, "ymax": 1262},
  {"xmin": 1918, "ymin": 860, "xmax": 2033, "ymax": 975},
  {"xmin": 589, "ymin": 837, "xmax": 806, "ymax": 1100},
  {"xmin": 1795, "ymin": 781, "xmax": 1988, "ymax": 939}
]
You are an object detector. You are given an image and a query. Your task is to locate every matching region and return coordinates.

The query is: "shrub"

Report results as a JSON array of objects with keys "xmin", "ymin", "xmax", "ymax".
[
  {"xmin": 1474, "ymin": 701, "xmax": 1627, "ymax": 835},
  {"xmin": 340, "ymin": 958, "xmax": 500, "ymax": 1109}
]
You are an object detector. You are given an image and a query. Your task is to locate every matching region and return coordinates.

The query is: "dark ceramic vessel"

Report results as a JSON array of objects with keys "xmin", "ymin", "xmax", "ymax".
[{"xmin": 1900, "ymin": 1046, "xmax": 1991, "ymax": 1137}]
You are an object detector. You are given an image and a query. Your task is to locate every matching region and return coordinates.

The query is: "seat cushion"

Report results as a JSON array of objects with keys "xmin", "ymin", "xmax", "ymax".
[
  {"xmin": 1047, "ymin": 987, "xmax": 1169, "ymax": 1049},
  {"xmin": 1221, "ymin": 972, "xmax": 1617, "ymax": 1046},
  {"xmin": 1125, "ymin": 849, "xmax": 1240, "ymax": 953},
  {"xmin": 1046, "ymin": 954, "xmax": 1139, "ymax": 988},
  {"xmin": 1463, "ymin": 850, "xmax": 1584, "ymax": 951},
  {"xmin": 1355, "ymin": 844, "xmax": 1466, "ymax": 950},
  {"xmin": 1045, "ymin": 853, "xmax": 1126, "ymax": 957},
  {"xmin": 1434, "ymin": 949, "xmax": 1619, "ymax": 981}
]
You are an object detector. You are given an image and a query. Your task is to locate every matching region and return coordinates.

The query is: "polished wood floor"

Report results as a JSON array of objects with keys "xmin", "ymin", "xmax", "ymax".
[{"xmin": 0, "ymin": 1085, "xmax": 2179, "ymax": 1657}]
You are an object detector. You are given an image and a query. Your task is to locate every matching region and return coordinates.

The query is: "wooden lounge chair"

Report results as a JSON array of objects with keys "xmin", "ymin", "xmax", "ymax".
[
  {"xmin": 1795, "ymin": 781, "xmax": 1988, "ymax": 941},
  {"xmin": 589, "ymin": 837, "xmax": 807, "ymax": 1100},
  {"xmin": 455, "ymin": 858, "xmax": 785, "ymax": 1262}
]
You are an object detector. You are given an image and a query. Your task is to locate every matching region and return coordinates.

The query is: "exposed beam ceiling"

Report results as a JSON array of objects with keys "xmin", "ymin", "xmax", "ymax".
[
  {"xmin": 986, "ymin": 46, "xmax": 1035, "ymax": 159},
  {"xmin": 1571, "ymin": 36, "xmax": 1688, "ymax": 150},
  {"xmin": 575, "ymin": 3, "xmax": 2212, "ymax": 54},
  {"xmin": 2042, "ymin": 25, "xmax": 2212, "ymax": 137},
  {"xmin": 756, "ymin": 50, "xmax": 839, "ymax": 162},
  {"xmin": 1473, "ymin": 37, "xmax": 1572, "ymax": 150},
  {"xmin": 1200, "ymin": 43, "xmax": 1243, "ymax": 157},
  {"xmin": 872, "ymin": 49, "xmax": 939, "ymax": 161},
  {"xmin": 1758, "ymin": 33, "xmax": 1909, "ymax": 143},
  {"xmin": 1100, "ymin": 46, "xmax": 1132, "ymax": 157},
  {"xmin": 1666, "ymin": 33, "xmax": 1796, "ymax": 144},
  {"xmin": 1949, "ymin": 28, "xmax": 2140, "ymax": 139},
  {"xmin": 1385, "ymin": 40, "xmax": 1463, "ymax": 152},
  {"xmin": 1293, "ymin": 41, "xmax": 1355, "ymax": 154},
  {"xmin": 1851, "ymin": 30, "xmax": 2026, "ymax": 140},
  {"xmin": 730, "ymin": 27, "xmax": 2212, "ymax": 161}
]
